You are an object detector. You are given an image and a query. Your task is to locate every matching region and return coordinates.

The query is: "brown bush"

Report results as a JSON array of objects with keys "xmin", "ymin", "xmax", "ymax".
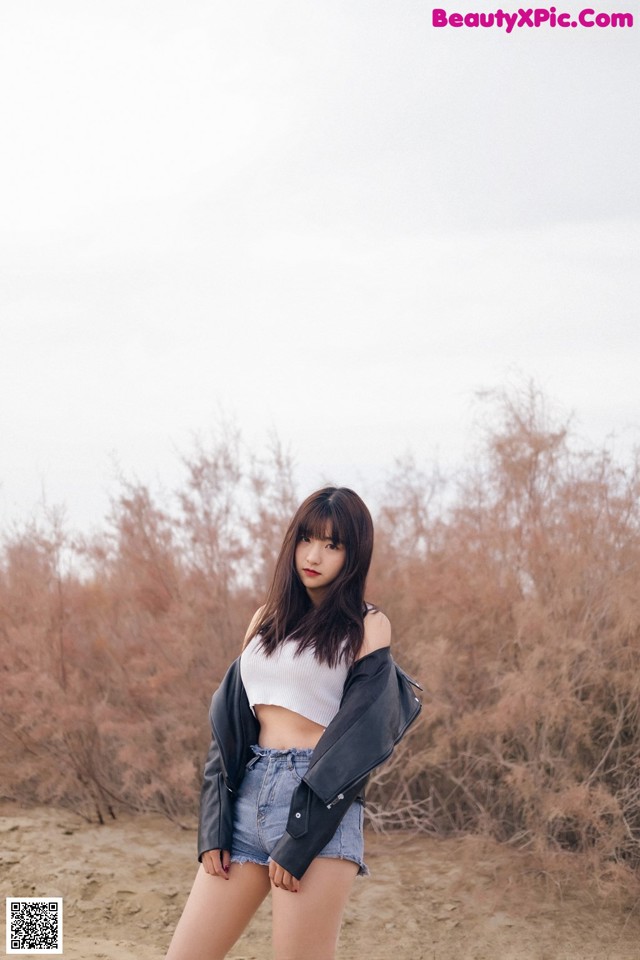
[
  {"xmin": 0, "ymin": 435, "xmax": 295, "ymax": 825},
  {"xmin": 368, "ymin": 384, "xmax": 640, "ymax": 883},
  {"xmin": 2, "ymin": 391, "xmax": 640, "ymax": 884}
]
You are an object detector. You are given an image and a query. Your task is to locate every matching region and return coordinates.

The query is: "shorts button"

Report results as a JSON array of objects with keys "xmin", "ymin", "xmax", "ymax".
[{"xmin": 295, "ymin": 812, "xmax": 301, "ymax": 819}]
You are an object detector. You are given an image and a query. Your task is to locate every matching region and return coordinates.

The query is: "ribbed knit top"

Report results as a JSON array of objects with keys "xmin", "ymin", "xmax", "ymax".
[{"xmin": 240, "ymin": 634, "xmax": 349, "ymax": 729}]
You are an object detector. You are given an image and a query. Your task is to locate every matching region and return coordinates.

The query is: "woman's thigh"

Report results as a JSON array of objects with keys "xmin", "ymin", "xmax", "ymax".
[
  {"xmin": 271, "ymin": 857, "xmax": 359, "ymax": 960},
  {"xmin": 164, "ymin": 862, "xmax": 271, "ymax": 960}
]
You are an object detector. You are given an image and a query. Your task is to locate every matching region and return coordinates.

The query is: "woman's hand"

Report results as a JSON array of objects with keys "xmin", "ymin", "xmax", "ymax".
[
  {"xmin": 202, "ymin": 848, "xmax": 230, "ymax": 879},
  {"xmin": 269, "ymin": 858, "xmax": 300, "ymax": 893}
]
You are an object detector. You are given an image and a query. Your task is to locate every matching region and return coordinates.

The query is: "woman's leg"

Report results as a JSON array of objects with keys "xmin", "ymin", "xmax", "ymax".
[
  {"xmin": 271, "ymin": 858, "xmax": 359, "ymax": 960},
  {"xmin": 164, "ymin": 862, "xmax": 271, "ymax": 960}
]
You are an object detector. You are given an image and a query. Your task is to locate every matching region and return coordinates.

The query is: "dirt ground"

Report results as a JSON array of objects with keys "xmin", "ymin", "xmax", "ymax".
[{"xmin": 2, "ymin": 802, "xmax": 639, "ymax": 960}]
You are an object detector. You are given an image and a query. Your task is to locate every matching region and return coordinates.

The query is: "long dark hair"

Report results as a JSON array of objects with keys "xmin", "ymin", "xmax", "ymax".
[{"xmin": 250, "ymin": 487, "xmax": 375, "ymax": 667}]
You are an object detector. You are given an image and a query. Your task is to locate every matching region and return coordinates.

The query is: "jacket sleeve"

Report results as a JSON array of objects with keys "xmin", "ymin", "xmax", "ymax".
[
  {"xmin": 269, "ymin": 652, "xmax": 393, "ymax": 879},
  {"xmin": 197, "ymin": 736, "xmax": 235, "ymax": 860},
  {"xmin": 196, "ymin": 658, "xmax": 260, "ymax": 863},
  {"xmin": 268, "ymin": 775, "xmax": 368, "ymax": 880},
  {"xmin": 269, "ymin": 649, "xmax": 422, "ymax": 880}
]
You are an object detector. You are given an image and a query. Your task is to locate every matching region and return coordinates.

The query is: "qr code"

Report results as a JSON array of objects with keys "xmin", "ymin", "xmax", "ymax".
[{"xmin": 5, "ymin": 898, "xmax": 63, "ymax": 955}]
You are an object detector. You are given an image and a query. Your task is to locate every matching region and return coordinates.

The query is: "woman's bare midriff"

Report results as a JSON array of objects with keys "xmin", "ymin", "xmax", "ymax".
[{"xmin": 255, "ymin": 704, "xmax": 326, "ymax": 750}]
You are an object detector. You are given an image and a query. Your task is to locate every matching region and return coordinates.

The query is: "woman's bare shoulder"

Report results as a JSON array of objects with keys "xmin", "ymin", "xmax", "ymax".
[
  {"xmin": 356, "ymin": 605, "xmax": 391, "ymax": 659},
  {"xmin": 242, "ymin": 605, "xmax": 266, "ymax": 649}
]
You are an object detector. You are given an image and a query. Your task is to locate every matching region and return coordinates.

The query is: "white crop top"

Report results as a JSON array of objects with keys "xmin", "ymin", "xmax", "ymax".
[{"xmin": 240, "ymin": 634, "xmax": 349, "ymax": 728}]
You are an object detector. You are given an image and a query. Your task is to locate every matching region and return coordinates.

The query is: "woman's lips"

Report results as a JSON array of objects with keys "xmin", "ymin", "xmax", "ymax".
[{"xmin": 302, "ymin": 568, "xmax": 321, "ymax": 577}]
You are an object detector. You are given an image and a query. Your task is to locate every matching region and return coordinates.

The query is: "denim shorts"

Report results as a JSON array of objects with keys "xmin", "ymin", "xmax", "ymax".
[{"xmin": 230, "ymin": 745, "xmax": 369, "ymax": 877}]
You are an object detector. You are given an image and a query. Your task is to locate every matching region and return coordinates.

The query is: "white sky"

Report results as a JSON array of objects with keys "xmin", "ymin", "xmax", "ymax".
[{"xmin": 2, "ymin": 0, "xmax": 639, "ymax": 532}]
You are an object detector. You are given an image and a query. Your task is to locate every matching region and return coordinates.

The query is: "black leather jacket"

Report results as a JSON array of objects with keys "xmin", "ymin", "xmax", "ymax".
[{"xmin": 197, "ymin": 645, "xmax": 422, "ymax": 879}]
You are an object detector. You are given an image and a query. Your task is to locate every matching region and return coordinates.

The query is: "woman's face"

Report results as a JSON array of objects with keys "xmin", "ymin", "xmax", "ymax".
[{"xmin": 295, "ymin": 530, "xmax": 346, "ymax": 605}]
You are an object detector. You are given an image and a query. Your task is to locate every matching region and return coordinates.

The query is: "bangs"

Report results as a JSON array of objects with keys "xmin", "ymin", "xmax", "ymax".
[{"xmin": 298, "ymin": 500, "xmax": 345, "ymax": 545}]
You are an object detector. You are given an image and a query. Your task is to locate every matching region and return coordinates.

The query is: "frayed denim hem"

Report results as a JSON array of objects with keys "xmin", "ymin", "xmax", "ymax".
[
  {"xmin": 231, "ymin": 750, "xmax": 368, "ymax": 879},
  {"xmin": 315, "ymin": 852, "xmax": 370, "ymax": 877},
  {"xmin": 229, "ymin": 855, "xmax": 270, "ymax": 868},
  {"xmin": 230, "ymin": 853, "xmax": 370, "ymax": 877}
]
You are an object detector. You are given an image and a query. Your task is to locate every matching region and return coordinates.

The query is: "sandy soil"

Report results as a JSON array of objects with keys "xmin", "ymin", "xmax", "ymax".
[{"xmin": 1, "ymin": 803, "xmax": 639, "ymax": 960}]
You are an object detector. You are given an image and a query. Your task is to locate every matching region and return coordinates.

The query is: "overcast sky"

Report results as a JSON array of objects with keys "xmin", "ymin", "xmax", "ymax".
[{"xmin": 2, "ymin": 0, "xmax": 639, "ymax": 533}]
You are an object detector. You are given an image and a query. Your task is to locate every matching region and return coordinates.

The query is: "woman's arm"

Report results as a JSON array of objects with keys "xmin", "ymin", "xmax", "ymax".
[
  {"xmin": 355, "ymin": 608, "xmax": 391, "ymax": 660},
  {"xmin": 241, "ymin": 605, "xmax": 265, "ymax": 650},
  {"xmin": 199, "ymin": 607, "xmax": 265, "ymax": 876},
  {"xmin": 268, "ymin": 647, "xmax": 406, "ymax": 881},
  {"xmin": 198, "ymin": 632, "xmax": 261, "ymax": 876},
  {"xmin": 197, "ymin": 737, "xmax": 235, "ymax": 868}
]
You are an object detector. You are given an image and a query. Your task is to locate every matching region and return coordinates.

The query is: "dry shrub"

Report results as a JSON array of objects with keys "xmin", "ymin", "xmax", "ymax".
[
  {"xmin": 2, "ymin": 389, "xmax": 640, "ymax": 887},
  {"xmin": 368, "ymin": 384, "xmax": 640, "ymax": 886},
  {"xmin": 0, "ymin": 433, "xmax": 295, "ymax": 824}
]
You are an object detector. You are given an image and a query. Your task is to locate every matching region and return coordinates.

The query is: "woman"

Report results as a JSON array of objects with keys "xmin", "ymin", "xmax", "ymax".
[{"xmin": 165, "ymin": 486, "xmax": 421, "ymax": 960}]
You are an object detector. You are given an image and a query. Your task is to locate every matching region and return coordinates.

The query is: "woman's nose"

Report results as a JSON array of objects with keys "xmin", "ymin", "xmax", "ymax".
[{"xmin": 306, "ymin": 542, "xmax": 322, "ymax": 563}]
